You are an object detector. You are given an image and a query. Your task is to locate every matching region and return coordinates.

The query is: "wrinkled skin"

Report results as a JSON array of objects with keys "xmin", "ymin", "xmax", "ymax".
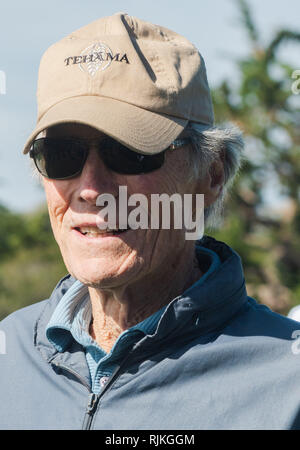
[{"xmin": 43, "ymin": 123, "xmax": 224, "ymax": 351}]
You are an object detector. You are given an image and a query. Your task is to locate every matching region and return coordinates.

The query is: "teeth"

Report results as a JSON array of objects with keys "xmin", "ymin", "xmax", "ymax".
[
  {"xmin": 78, "ymin": 226, "xmax": 126, "ymax": 236},
  {"xmin": 79, "ymin": 226, "xmax": 112, "ymax": 235}
]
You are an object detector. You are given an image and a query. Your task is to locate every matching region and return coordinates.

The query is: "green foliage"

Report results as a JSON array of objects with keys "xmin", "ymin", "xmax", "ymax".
[
  {"xmin": 210, "ymin": 0, "xmax": 300, "ymax": 314},
  {"xmin": 0, "ymin": 207, "xmax": 66, "ymax": 320},
  {"xmin": 0, "ymin": 205, "xmax": 30, "ymax": 260}
]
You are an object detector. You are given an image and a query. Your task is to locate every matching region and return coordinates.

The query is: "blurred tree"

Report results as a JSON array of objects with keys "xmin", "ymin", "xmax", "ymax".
[
  {"xmin": 0, "ymin": 205, "xmax": 66, "ymax": 320},
  {"xmin": 211, "ymin": 0, "xmax": 300, "ymax": 313}
]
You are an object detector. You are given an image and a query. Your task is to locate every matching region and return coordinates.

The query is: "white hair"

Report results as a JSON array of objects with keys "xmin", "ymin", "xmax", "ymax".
[{"xmin": 184, "ymin": 122, "xmax": 245, "ymax": 228}]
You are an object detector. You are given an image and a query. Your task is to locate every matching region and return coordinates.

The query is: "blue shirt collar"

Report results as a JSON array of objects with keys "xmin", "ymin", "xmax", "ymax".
[
  {"xmin": 46, "ymin": 281, "xmax": 167, "ymax": 353},
  {"xmin": 46, "ymin": 245, "xmax": 221, "ymax": 353}
]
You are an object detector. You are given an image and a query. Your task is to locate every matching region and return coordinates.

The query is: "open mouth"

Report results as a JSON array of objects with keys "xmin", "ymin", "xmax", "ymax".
[{"xmin": 75, "ymin": 226, "xmax": 129, "ymax": 237}]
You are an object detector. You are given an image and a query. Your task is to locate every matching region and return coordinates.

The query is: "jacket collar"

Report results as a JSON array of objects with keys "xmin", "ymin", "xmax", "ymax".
[
  {"xmin": 34, "ymin": 236, "xmax": 248, "ymax": 364},
  {"xmin": 142, "ymin": 236, "xmax": 248, "ymax": 347}
]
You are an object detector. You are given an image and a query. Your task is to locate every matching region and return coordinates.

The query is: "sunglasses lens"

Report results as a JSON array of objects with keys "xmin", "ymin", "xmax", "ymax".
[
  {"xmin": 100, "ymin": 139, "xmax": 165, "ymax": 174},
  {"xmin": 31, "ymin": 139, "xmax": 87, "ymax": 179},
  {"xmin": 31, "ymin": 137, "xmax": 166, "ymax": 179}
]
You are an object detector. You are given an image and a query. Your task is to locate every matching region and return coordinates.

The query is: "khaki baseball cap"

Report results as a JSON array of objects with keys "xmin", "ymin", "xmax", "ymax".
[{"xmin": 23, "ymin": 13, "xmax": 214, "ymax": 155}]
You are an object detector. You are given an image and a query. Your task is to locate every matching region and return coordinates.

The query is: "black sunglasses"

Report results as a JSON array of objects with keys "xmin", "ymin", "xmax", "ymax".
[{"xmin": 29, "ymin": 136, "xmax": 190, "ymax": 180}]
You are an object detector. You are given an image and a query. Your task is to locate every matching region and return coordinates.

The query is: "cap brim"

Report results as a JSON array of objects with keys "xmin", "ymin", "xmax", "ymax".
[{"xmin": 23, "ymin": 96, "xmax": 190, "ymax": 155}]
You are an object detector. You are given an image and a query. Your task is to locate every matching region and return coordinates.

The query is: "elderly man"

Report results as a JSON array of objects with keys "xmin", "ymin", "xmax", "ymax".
[{"xmin": 1, "ymin": 13, "xmax": 300, "ymax": 431}]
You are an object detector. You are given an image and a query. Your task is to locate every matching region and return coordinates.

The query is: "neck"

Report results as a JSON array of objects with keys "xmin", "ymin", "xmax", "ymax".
[{"xmin": 88, "ymin": 246, "xmax": 202, "ymax": 353}]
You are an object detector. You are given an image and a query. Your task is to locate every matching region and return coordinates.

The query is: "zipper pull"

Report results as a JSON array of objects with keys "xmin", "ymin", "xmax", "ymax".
[
  {"xmin": 82, "ymin": 393, "xmax": 99, "ymax": 430},
  {"xmin": 86, "ymin": 393, "xmax": 99, "ymax": 414}
]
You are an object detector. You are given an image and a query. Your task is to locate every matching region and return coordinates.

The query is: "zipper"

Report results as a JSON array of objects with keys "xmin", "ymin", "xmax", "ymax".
[
  {"xmin": 51, "ymin": 360, "xmax": 97, "ymax": 430},
  {"xmin": 82, "ymin": 340, "xmax": 147, "ymax": 430},
  {"xmin": 82, "ymin": 393, "xmax": 99, "ymax": 430},
  {"xmin": 81, "ymin": 362, "xmax": 122, "ymax": 430},
  {"xmin": 52, "ymin": 340, "xmax": 146, "ymax": 430},
  {"xmin": 51, "ymin": 360, "xmax": 91, "ymax": 392}
]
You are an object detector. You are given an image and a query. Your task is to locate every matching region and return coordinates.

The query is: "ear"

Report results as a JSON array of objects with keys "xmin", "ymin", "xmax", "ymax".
[{"xmin": 201, "ymin": 152, "xmax": 225, "ymax": 208}]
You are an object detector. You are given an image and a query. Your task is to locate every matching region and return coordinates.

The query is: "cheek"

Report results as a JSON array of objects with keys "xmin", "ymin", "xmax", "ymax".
[
  {"xmin": 126, "ymin": 173, "xmax": 179, "ymax": 196},
  {"xmin": 43, "ymin": 182, "xmax": 70, "ymax": 239}
]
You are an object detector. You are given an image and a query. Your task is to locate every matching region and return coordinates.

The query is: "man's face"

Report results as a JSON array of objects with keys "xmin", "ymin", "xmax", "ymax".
[{"xmin": 42, "ymin": 123, "xmax": 211, "ymax": 289}]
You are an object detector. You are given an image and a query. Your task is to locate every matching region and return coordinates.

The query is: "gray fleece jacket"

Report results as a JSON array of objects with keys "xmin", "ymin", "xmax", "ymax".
[{"xmin": 1, "ymin": 236, "xmax": 300, "ymax": 430}]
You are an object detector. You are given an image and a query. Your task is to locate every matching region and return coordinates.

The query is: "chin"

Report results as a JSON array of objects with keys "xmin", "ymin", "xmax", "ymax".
[{"xmin": 68, "ymin": 261, "xmax": 139, "ymax": 289}]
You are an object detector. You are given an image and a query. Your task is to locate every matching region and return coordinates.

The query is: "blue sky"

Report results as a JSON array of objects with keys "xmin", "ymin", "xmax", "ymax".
[{"xmin": 0, "ymin": 0, "xmax": 299, "ymax": 212}]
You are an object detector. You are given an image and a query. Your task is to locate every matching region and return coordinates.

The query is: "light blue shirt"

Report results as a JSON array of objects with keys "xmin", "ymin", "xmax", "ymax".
[{"xmin": 46, "ymin": 246, "xmax": 220, "ymax": 394}]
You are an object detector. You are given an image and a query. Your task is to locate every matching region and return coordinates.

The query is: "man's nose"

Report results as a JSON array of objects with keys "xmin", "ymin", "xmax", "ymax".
[{"xmin": 77, "ymin": 147, "xmax": 119, "ymax": 205}]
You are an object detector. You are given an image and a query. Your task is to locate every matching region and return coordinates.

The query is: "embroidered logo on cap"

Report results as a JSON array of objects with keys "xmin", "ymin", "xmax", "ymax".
[{"xmin": 64, "ymin": 42, "xmax": 130, "ymax": 77}]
